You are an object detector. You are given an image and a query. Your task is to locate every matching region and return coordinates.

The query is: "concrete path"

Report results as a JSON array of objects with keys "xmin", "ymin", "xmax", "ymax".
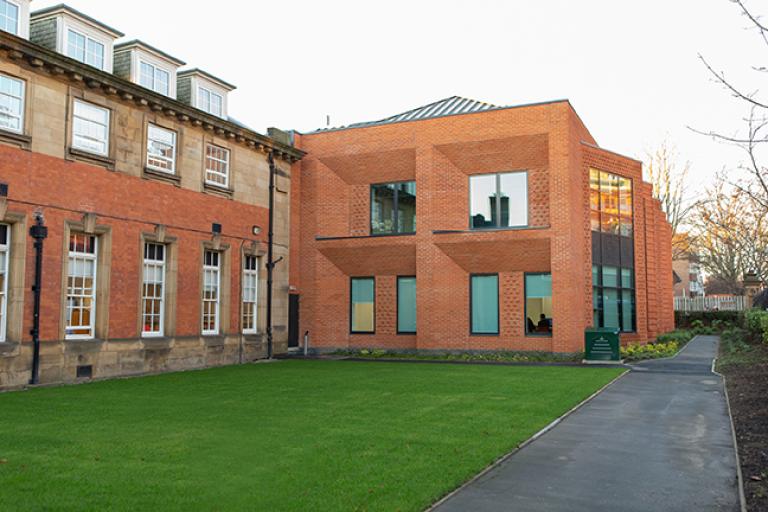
[{"xmin": 433, "ymin": 336, "xmax": 740, "ymax": 512}]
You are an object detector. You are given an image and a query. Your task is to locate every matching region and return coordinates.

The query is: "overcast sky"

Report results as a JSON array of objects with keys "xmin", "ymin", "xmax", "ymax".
[{"xmin": 34, "ymin": 0, "xmax": 765, "ymax": 197}]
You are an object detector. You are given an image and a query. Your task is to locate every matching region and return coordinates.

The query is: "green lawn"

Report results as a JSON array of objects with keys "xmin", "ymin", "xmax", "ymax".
[{"xmin": 0, "ymin": 361, "xmax": 624, "ymax": 511}]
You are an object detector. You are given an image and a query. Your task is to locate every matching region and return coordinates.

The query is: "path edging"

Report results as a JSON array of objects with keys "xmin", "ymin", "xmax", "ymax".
[{"xmin": 425, "ymin": 368, "xmax": 630, "ymax": 511}]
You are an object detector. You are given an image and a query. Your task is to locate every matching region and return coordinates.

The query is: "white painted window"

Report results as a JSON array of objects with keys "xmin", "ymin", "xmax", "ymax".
[
  {"xmin": 66, "ymin": 233, "xmax": 97, "ymax": 340},
  {"xmin": 0, "ymin": 73, "xmax": 24, "ymax": 133},
  {"xmin": 0, "ymin": 224, "xmax": 9, "ymax": 343},
  {"xmin": 142, "ymin": 243, "xmax": 165, "ymax": 338},
  {"xmin": 66, "ymin": 28, "xmax": 104, "ymax": 70},
  {"xmin": 139, "ymin": 61, "xmax": 170, "ymax": 96},
  {"xmin": 197, "ymin": 87, "xmax": 223, "ymax": 117},
  {"xmin": 202, "ymin": 250, "xmax": 220, "ymax": 335},
  {"xmin": 72, "ymin": 100, "xmax": 109, "ymax": 156},
  {"xmin": 205, "ymin": 144, "xmax": 230, "ymax": 188},
  {"xmin": 242, "ymin": 255, "xmax": 258, "ymax": 334},
  {"xmin": 146, "ymin": 124, "xmax": 176, "ymax": 173},
  {"xmin": 0, "ymin": 0, "xmax": 19, "ymax": 35}
]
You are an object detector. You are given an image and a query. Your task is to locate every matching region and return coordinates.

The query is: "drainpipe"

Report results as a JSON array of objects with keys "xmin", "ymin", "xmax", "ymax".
[
  {"xmin": 265, "ymin": 152, "xmax": 283, "ymax": 359},
  {"xmin": 29, "ymin": 211, "xmax": 47, "ymax": 385}
]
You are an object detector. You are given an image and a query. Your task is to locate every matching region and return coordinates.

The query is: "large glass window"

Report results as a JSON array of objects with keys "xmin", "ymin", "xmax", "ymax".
[
  {"xmin": 350, "ymin": 277, "xmax": 374, "ymax": 333},
  {"xmin": 67, "ymin": 29, "xmax": 105, "ymax": 70},
  {"xmin": 66, "ymin": 233, "xmax": 97, "ymax": 339},
  {"xmin": 146, "ymin": 124, "xmax": 176, "ymax": 173},
  {"xmin": 72, "ymin": 100, "xmax": 109, "ymax": 156},
  {"xmin": 397, "ymin": 276, "xmax": 416, "ymax": 334},
  {"xmin": 0, "ymin": 73, "xmax": 24, "ymax": 133},
  {"xmin": 471, "ymin": 274, "xmax": 499, "ymax": 335},
  {"xmin": 525, "ymin": 273, "xmax": 553, "ymax": 336},
  {"xmin": 590, "ymin": 169, "xmax": 633, "ymax": 237},
  {"xmin": 371, "ymin": 181, "xmax": 416, "ymax": 235},
  {"xmin": 470, "ymin": 172, "xmax": 528, "ymax": 229},
  {"xmin": 139, "ymin": 61, "xmax": 170, "ymax": 96},
  {"xmin": 205, "ymin": 144, "xmax": 230, "ymax": 188},
  {"xmin": 202, "ymin": 250, "xmax": 221, "ymax": 335},
  {"xmin": 142, "ymin": 243, "xmax": 165, "ymax": 337},
  {"xmin": 242, "ymin": 255, "xmax": 258, "ymax": 334},
  {"xmin": 198, "ymin": 87, "xmax": 223, "ymax": 117},
  {"xmin": 593, "ymin": 265, "xmax": 635, "ymax": 332},
  {"xmin": 0, "ymin": 0, "xmax": 19, "ymax": 35},
  {"xmin": 0, "ymin": 224, "xmax": 8, "ymax": 342}
]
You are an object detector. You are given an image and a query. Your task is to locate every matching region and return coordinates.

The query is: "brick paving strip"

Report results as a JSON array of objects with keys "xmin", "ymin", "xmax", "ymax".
[{"xmin": 430, "ymin": 335, "xmax": 743, "ymax": 512}]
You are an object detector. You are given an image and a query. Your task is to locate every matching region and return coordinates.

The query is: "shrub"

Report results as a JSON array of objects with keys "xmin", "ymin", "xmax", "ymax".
[
  {"xmin": 743, "ymin": 309, "xmax": 768, "ymax": 344},
  {"xmin": 621, "ymin": 341, "xmax": 679, "ymax": 361},
  {"xmin": 675, "ymin": 311, "xmax": 739, "ymax": 330}
]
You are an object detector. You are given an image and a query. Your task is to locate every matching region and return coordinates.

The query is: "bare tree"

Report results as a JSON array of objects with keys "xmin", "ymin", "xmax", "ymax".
[{"xmin": 644, "ymin": 141, "xmax": 697, "ymax": 258}]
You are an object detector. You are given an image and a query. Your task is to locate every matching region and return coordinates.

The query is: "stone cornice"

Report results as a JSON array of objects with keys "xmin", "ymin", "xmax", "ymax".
[{"xmin": 0, "ymin": 32, "xmax": 304, "ymax": 162}]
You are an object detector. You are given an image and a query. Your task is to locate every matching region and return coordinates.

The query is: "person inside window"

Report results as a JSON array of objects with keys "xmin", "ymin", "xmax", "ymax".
[{"xmin": 537, "ymin": 313, "xmax": 552, "ymax": 333}]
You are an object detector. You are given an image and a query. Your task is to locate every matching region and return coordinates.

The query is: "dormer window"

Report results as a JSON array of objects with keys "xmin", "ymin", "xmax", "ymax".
[
  {"xmin": 0, "ymin": 0, "xmax": 19, "ymax": 35},
  {"xmin": 140, "ymin": 61, "xmax": 170, "ymax": 96},
  {"xmin": 198, "ymin": 87, "xmax": 223, "ymax": 117},
  {"xmin": 66, "ymin": 29, "xmax": 104, "ymax": 69},
  {"xmin": 113, "ymin": 40, "xmax": 185, "ymax": 99}
]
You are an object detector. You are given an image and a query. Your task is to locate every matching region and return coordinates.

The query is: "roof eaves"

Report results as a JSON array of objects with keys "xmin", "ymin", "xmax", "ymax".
[
  {"xmin": 113, "ymin": 39, "xmax": 186, "ymax": 67},
  {"xmin": 177, "ymin": 68, "xmax": 236, "ymax": 91}
]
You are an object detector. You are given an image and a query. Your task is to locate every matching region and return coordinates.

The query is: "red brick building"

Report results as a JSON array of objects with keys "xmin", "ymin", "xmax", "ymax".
[{"xmin": 290, "ymin": 97, "xmax": 674, "ymax": 354}]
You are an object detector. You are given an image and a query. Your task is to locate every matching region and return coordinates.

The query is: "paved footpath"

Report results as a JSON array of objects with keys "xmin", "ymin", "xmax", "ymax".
[{"xmin": 434, "ymin": 335, "xmax": 740, "ymax": 512}]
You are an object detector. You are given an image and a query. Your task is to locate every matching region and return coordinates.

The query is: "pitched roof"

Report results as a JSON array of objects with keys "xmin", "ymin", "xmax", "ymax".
[{"xmin": 313, "ymin": 96, "xmax": 507, "ymax": 133}]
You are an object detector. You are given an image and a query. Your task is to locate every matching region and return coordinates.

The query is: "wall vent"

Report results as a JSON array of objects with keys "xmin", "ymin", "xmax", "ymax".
[{"xmin": 76, "ymin": 365, "xmax": 93, "ymax": 379}]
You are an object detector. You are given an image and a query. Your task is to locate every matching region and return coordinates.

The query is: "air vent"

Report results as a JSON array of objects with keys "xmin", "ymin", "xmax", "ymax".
[{"xmin": 76, "ymin": 365, "xmax": 93, "ymax": 379}]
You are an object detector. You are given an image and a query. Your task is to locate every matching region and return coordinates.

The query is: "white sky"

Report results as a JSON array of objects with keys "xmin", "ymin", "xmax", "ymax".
[{"xmin": 33, "ymin": 0, "xmax": 766, "ymax": 197}]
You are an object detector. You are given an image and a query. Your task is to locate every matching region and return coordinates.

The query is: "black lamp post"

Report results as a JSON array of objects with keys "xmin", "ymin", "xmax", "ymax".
[{"xmin": 29, "ymin": 211, "xmax": 47, "ymax": 385}]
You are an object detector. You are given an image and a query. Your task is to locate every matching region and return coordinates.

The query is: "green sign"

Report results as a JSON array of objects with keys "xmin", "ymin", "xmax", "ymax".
[{"xmin": 584, "ymin": 328, "xmax": 621, "ymax": 361}]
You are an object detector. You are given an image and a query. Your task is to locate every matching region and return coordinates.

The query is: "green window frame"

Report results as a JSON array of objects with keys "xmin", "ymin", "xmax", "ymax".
[
  {"xmin": 397, "ymin": 276, "xmax": 416, "ymax": 334},
  {"xmin": 470, "ymin": 274, "xmax": 499, "ymax": 335},
  {"xmin": 525, "ymin": 273, "xmax": 553, "ymax": 337},
  {"xmin": 593, "ymin": 265, "xmax": 635, "ymax": 333},
  {"xmin": 370, "ymin": 181, "xmax": 416, "ymax": 235},
  {"xmin": 350, "ymin": 277, "xmax": 375, "ymax": 334}
]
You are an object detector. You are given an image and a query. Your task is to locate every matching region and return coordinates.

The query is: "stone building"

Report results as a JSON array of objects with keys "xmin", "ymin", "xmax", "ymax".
[
  {"xmin": 290, "ymin": 97, "xmax": 674, "ymax": 354},
  {"xmin": 0, "ymin": 3, "xmax": 302, "ymax": 388}
]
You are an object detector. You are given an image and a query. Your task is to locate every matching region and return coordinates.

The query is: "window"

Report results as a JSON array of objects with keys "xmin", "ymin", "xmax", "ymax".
[
  {"xmin": 0, "ymin": 73, "xmax": 24, "ymax": 133},
  {"xmin": 590, "ymin": 169, "xmax": 633, "ymax": 237},
  {"xmin": 371, "ymin": 181, "xmax": 416, "ymax": 235},
  {"xmin": 67, "ymin": 29, "xmax": 105, "ymax": 70},
  {"xmin": 593, "ymin": 265, "xmax": 635, "ymax": 333},
  {"xmin": 66, "ymin": 233, "xmax": 97, "ymax": 339},
  {"xmin": 205, "ymin": 144, "xmax": 230, "ymax": 188},
  {"xmin": 242, "ymin": 255, "xmax": 258, "ymax": 334},
  {"xmin": 0, "ymin": 0, "xmax": 19, "ymax": 35},
  {"xmin": 139, "ymin": 61, "xmax": 170, "ymax": 96},
  {"xmin": 197, "ymin": 87, "xmax": 223, "ymax": 117},
  {"xmin": 471, "ymin": 274, "xmax": 499, "ymax": 335},
  {"xmin": 142, "ymin": 243, "xmax": 165, "ymax": 337},
  {"xmin": 0, "ymin": 224, "xmax": 9, "ymax": 342},
  {"xmin": 146, "ymin": 124, "xmax": 176, "ymax": 173},
  {"xmin": 525, "ymin": 274, "xmax": 553, "ymax": 336},
  {"xmin": 350, "ymin": 277, "xmax": 374, "ymax": 333},
  {"xmin": 470, "ymin": 172, "xmax": 528, "ymax": 229},
  {"xmin": 72, "ymin": 100, "xmax": 109, "ymax": 156},
  {"xmin": 397, "ymin": 276, "xmax": 416, "ymax": 334},
  {"xmin": 202, "ymin": 250, "xmax": 221, "ymax": 335}
]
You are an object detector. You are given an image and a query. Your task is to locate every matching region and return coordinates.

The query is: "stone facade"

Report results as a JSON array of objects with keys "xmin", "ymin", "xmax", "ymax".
[{"xmin": 0, "ymin": 31, "xmax": 301, "ymax": 389}]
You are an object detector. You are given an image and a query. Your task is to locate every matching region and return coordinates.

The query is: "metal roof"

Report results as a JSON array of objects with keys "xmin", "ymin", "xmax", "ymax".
[{"xmin": 312, "ymin": 96, "xmax": 506, "ymax": 133}]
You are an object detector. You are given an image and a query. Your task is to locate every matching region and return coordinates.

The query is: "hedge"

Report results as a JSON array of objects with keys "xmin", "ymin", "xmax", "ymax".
[
  {"xmin": 743, "ymin": 309, "xmax": 768, "ymax": 344},
  {"xmin": 675, "ymin": 310, "xmax": 740, "ymax": 329}
]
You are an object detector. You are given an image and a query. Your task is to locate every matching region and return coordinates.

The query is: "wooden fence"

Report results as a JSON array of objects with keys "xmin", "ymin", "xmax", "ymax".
[{"xmin": 673, "ymin": 296, "xmax": 749, "ymax": 312}]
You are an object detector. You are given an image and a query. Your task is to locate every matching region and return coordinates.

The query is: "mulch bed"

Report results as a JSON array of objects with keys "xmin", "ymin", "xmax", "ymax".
[{"xmin": 722, "ymin": 344, "xmax": 768, "ymax": 511}]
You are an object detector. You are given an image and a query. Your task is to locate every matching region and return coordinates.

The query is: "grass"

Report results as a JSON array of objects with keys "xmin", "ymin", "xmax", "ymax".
[{"xmin": 0, "ymin": 360, "xmax": 624, "ymax": 511}]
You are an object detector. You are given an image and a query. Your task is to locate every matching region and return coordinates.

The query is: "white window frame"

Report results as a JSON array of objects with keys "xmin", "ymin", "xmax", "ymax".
[
  {"xmin": 72, "ymin": 99, "xmax": 110, "ymax": 156},
  {"xmin": 205, "ymin": 144, "xmax": 230, "ymax": 188},
  {"xmin": 0, "ymin": 73, "xmax": 25, "ymax": 134},
  {"xmin": 146, "ymin": 124, "xmax": 177, "ymax": 174},
  {"xmin": 197, "ymin": 86, "xmax": 223, "ymax": 117},
  {"xmin": 141, "ymin": 242, "xmax": 166, "ymax": 338},
  {"xmin": 0, "ymin": 224, "xmax": 10, "ymax": 343},
  {"xmin": 202, "ymin": 250, "xmax": 221, "ymax": 335},
  {"xmin": 242, "ymin": 255, "xmax": 258, "ymax": 334},
  {"xmin": 0, "ymin": 0, "xmax": 20, "ymax": 36},
  {"xmin": 66, "ymin": 27, "xmax": 105, "ymax": 70},
  {"xmin": 65, "ymin": 233, "xmax": 98, "ymax": 340},
  {"xmin": 139, "ymin": 60, "xmax": 170, "ymax": 96}
]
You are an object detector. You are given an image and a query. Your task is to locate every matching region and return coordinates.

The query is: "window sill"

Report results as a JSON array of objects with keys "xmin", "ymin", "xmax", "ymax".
[
  {"xmin": 143, "ymin": 167, "xmax": 181, "ymax": 186},
  {"xmin": 203, "ymin": 182, "xmax": 234, "ymax": 198},
  {"xmin": 64, "ymin": 338, "xmax": 105, "ymax": 353},
  {"xmin": 525, "ymin": 334, "xmax": 553, "ymax": 338},
  {"xmin": 68, "ymin": 148, "xmax": 115, "ymax": 170},
  {"xmin": 316, "ymin": 232, "xmax": 417, "ymax": 241},
  {"xmin": 0, "ymin": 129, "xmax": 31, "ymax": 150},
  {"xmin": 434, "ymin": 225, "xmax": 549, "ymax": 235},
  {"xmin": 0, "ymin": 341, "xmax": 20, "ymax": 356},
  {"xmin": 203, "ymin": 335, "xmax": 226, "ymax": 347}
]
